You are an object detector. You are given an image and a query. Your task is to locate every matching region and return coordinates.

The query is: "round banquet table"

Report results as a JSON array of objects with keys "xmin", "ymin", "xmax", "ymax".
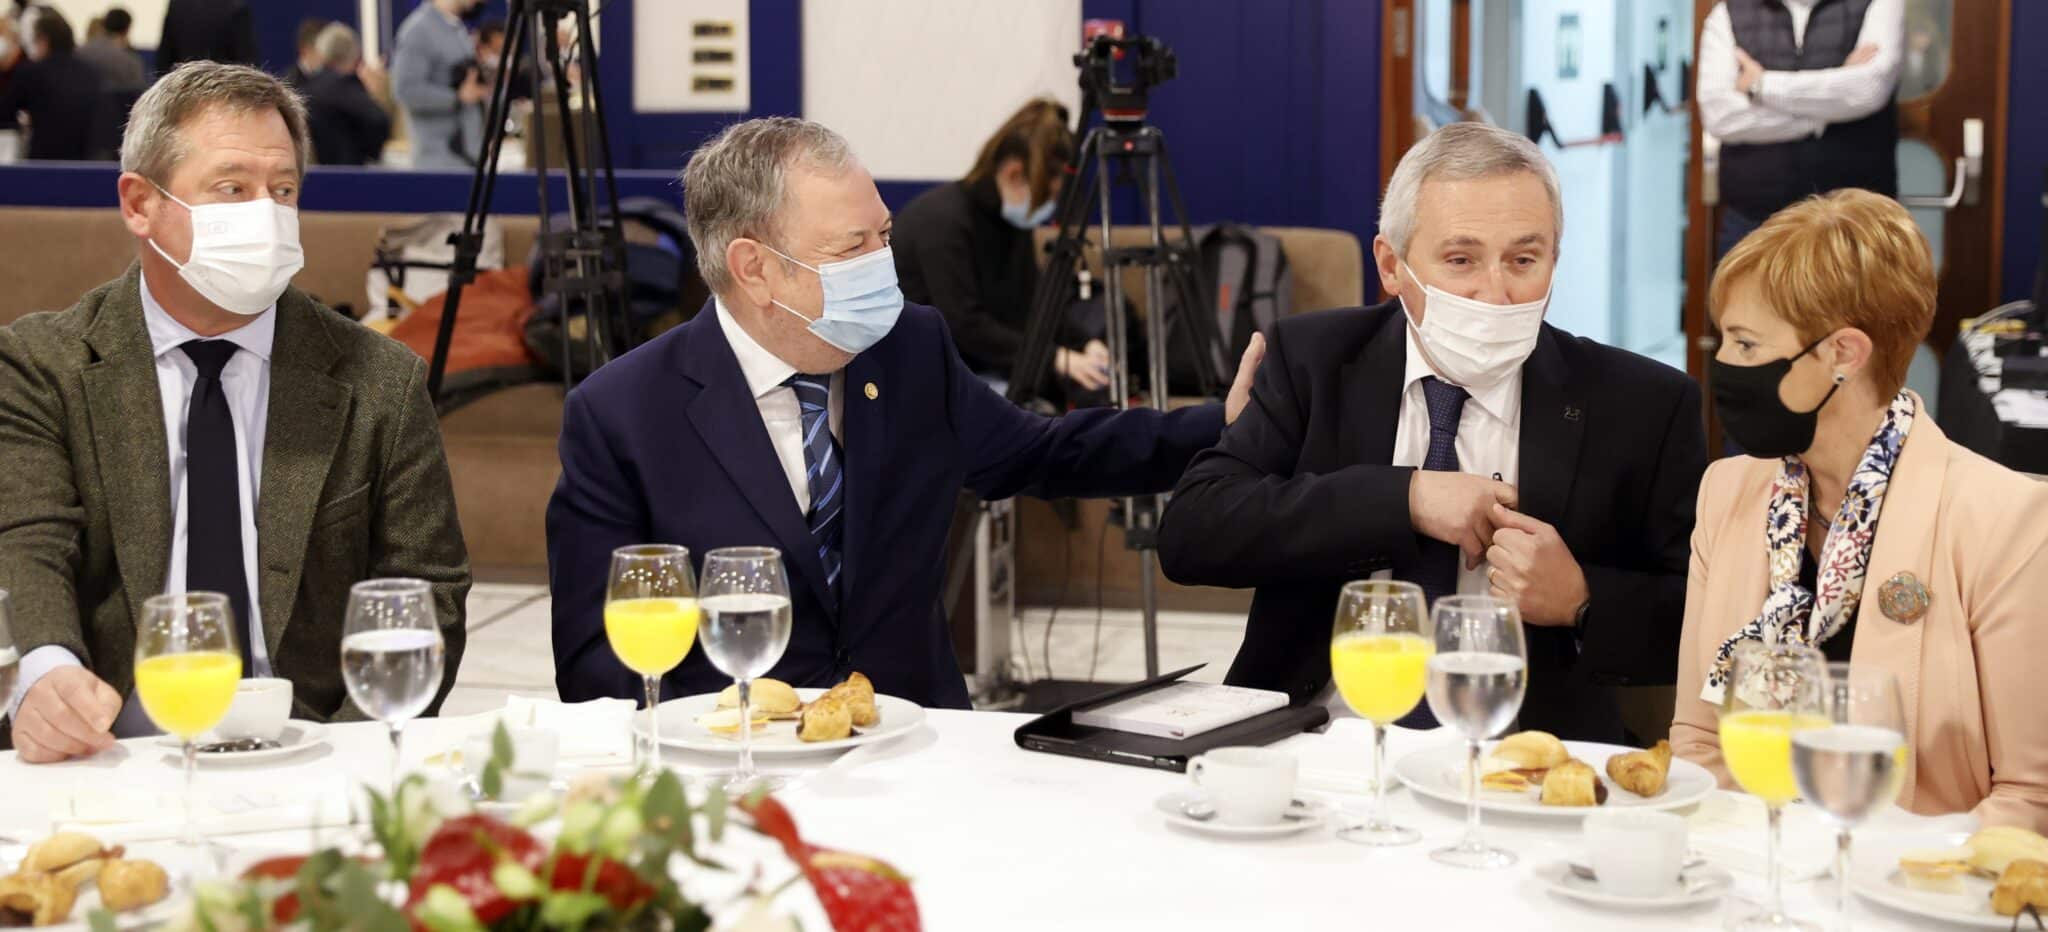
[{"xmin": 0, "ymin": 706, "xmax": 1984, "ymax": 930}]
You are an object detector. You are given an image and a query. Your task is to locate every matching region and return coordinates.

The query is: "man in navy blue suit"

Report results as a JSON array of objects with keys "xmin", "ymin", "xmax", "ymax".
[{"xmin": 548, "ymin": 117, "xmax": 1262, "ymax": 709}]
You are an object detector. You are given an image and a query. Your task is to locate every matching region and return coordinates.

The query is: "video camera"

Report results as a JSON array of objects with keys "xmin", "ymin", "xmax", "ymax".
[{"xmin": 1075, "ymin": 33, "xmax": 1178, "ymax": 124}]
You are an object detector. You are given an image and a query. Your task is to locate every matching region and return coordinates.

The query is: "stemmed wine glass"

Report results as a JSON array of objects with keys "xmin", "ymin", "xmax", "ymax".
[
  {"xmin": 134, "ymin": 592, "xmax": 241, "ymax": 854},
  {"xmin": 340, "ymin": 578, "xmax": 446, "ymax": 797},
  {"xmin": 1424, "ymin": 594, "xmax": 1527, "ymax": 870},
  {"xmin": 0, "ymin": 589, "xmax": 19, "ymax": 722},
  {"xmin": 1328, "ymin": 580, "xmax": 1433, "ymax": 846},
  {"xmin": 605, "ymin": 545, "xmax": 700, "ymax": 779},
  {"xmin": 1719, "ymin": 640, "xmax": 1829, "ymax": 931},
  {"xmin": 697, "ymin": 547, "xmax": 794, "ymax": 794},
  {"xmin": 1794, "ymin": 663, "xmax": 1908, "ymax": 929}
]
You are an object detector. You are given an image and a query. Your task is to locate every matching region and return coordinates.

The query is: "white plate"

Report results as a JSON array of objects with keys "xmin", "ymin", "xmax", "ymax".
[
  {"xmin": 1534, "ymin": 859, "xmax": 1731, "ymax": 910},
  {"xmin": 1850, "ymin": 832, "xmax": 2012, "ymax": 929},
  {"xmin": 35, "ymin": 843, "xmax": 193, "ymax": 930},
  {"xmin": 1153, "ymin": 790, "xmax": 1327, "ymax": 839},
  {"xmin": 646, "ymin": 689, "xmax": 926, "ymax": 755},
  {"xmin": 1393, "ymin": 740, "xmax": 1716, "ymax": 818},
  {"xmin": 153, "ymin": 721, "xmax": 330, "ymax": 764}
]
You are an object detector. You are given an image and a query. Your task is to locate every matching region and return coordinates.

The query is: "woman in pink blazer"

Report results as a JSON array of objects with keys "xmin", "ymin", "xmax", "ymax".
[{"xmin": 1671, "ymin": 189, "xmax": 2048, "ymax": 832}]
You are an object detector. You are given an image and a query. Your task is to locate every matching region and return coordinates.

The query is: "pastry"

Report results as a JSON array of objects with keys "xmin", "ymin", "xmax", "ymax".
[
  {"xmin": 1539, "ymin": 759, "xmax": 1608, "ymax": 807},
  {"xmin": 693, "ymin": 708, "xmax": 769, "ymax": 735},
  {"xmin": 1605, "ymin": 740, "xmax": 1673, "ymax": 797},
  {"xmin": 97, "ymin": 859, "xmax": 170, "ymax": 913},
  {"xmin": 1480, "ymin": 771, "xmax": 1532, "ymax": 793},
  {"xmin": 1994, "ymin": 859, "xmax": 2048, "ymax": 917},
  {"xmin": 19, "ymin": 832, "xmax": 103, "ymax": 874},
  {"xmin": 799, "ymin": 695, "xmax": 852, "ymax": 743},
  {"xmin": 1897, "ymin": 847, "xmax": 1974, "ymax": 893},
  {"xmin": 1486, "ymin": 731, "xmax": 1569, "ymax": 782},
  {"xmin": 0, "ymin": 872, "xmax": 77, "ymax": 927},
  {"xmin": 716, "ymin": 679, "xmax": 803, "ymax": 719},
  {"xmin": 825, "ymin": 672, "xmax": 879, "ymax": 727},
  {"xmin": 1969, "ymin": 826, "xmax": 2048, "ymax": 876}
]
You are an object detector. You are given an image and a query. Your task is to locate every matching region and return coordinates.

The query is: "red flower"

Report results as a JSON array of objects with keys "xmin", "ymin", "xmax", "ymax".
[
  {"xmin": 738, "ymin": 797, "xmax": 921, "ymax": 932},
  {"xmin": 406, "ymin": 815, "xmax": 547, "ymax": 925}
]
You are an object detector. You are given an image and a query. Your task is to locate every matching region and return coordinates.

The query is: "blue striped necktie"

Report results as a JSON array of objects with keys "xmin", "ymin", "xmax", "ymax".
[{"xmin": 786, "ymin": 374, "xmax": 844, "ymax": 592}]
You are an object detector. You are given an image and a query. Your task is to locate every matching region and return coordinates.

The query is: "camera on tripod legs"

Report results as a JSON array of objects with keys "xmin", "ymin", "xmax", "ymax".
[{"xmin": 1075, "ymin": 34, "xmax": 1178, "ymax": 124}]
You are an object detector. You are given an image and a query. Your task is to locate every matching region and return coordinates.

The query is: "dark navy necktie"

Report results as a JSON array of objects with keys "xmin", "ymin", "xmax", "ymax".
[
  {"xmin": 786, "ymin": 374, "xmax": 844, "ymax": 594},
  {"xmin": 1402, "ymin": 375, "xmax": 1470, "ymax": 728},
  {"xmin": 181, "ymin": 340, "xmax": 254, "ymax": 675}
]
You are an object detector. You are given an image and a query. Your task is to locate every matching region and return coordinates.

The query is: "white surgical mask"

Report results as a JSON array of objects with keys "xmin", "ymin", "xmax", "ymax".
[
  {"xmin": 1397, "ymin": 259, "xmax": 1549, "ymax": 389},
  {"xmin": 147, "ymin": 183, "xmax": 305, "ymax": 316}
]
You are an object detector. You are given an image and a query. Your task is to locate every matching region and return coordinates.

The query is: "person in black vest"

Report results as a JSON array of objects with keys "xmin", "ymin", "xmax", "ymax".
[
  {"xmin": 1698, "ymin": 0, "xmax": 1904, "ymax": 258},
  {"xmin": 892, "ymin": 98, "xmax": 1114, "ymax": 395},
  {"xmin": 1157, "ymin": 123, "xmax": 1708, "ymax": 743}
]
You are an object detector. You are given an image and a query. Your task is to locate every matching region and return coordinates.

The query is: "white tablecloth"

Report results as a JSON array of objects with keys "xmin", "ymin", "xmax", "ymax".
[{"xmin": 0, "ymin": 709, "xmax": 1979, "ymax": 930}]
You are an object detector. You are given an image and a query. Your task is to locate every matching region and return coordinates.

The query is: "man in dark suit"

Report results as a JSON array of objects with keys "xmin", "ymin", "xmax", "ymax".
[
  {"xmin": 1159, "ymin": 122, "xmax": 1707, "ymax": 742},
  {"xmin": 155, "ymin": 0, "xmax": 259, "ymax": 74},
  {"xmin": 0, "ymin": 63, "xmax": 468, "ymax": 762},
  {"xmin": 548, "ymin": 117, "xmax": 1260, "ymax": 710},
  {"xmin": 0, "ymin": 9, "xmax": 100, "ymax": 160},
  {"xmin": 303, "ymin": 24, "xmax": 391, "ymax": 167}
]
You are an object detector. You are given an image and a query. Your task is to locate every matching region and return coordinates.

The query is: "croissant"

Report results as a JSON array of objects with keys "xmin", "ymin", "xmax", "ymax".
[
  {"xmin": 826, "ymin": 672, "xmax": 879, "ymax": 727},
  {"xmin": 97, "ymin": 859, "xmax": 170, "ymax": 913},
  {"xmin": 19, "ymin": 832, "xmax": 105, "ymax": 874},
  {"xmin": 1993, "ymin": 859, "xmax": 2048, "ymax": 918},
  {"xmin": 1605, "ymin": 740, "xmax": 1674, "ymax": 798},
  {"xmin": 798, "ymin": 694, "xmax": 852, "ymax": 743},
  {"xmin": 0, "ymin": 871, "xmax": 78, "ymax": 927},
  {"xmin": 1540, "ymin": 759, "xmax": 1608, "ymax": 807}
]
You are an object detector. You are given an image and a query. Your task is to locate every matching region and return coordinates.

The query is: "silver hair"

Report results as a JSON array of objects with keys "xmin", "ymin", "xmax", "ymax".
[
  {"xmin": 313, "ymin": 23, "xmax": 360, "ymax": 70},
  {"xmin": 681, "ymin": 117, "xmax": 858, "ymax": 293},
  {"xmin": 1378, "ymin": 122, "xmax": 1563, "ymax": 258},
  {"xmin": 120, "ymin": 61, "xmax": 310, "ymax": 185}
]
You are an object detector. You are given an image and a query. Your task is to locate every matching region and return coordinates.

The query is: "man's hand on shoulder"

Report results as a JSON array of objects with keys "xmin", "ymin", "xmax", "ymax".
[
  {"xmin": 12, "ymin": 666, "xmax": 121, "ymax": 763},
  {"xmin": 1224, "ymin": 332, "xmax": 1266, "ymax": 426},
  {"xmin": 1408, "ymin": 471, "xmax": 1518, "ymax": 568}
]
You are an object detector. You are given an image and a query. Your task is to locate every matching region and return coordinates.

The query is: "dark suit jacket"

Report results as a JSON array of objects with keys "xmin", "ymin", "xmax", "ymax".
[
  {"xmin": 154, "ymin": 0, "xmax": 260, "ymax": 74},
  {"xmin": 0, "ymin": 267, "xmax": 470, "ymax": 738},
  {"xmin": 548, "ymin": 301, "xmax": 1223, "ymax": 709},
  {"xmin": 305, "ymin": 70, "xmax": 393, "ymax": 166},
  {"xmin": 1158, "ymin": 300, "xmax": 1706, "ymax": 741},
  {"xmin": 0, "ymin": 52, "xmax": 100, "ymax": 160}
]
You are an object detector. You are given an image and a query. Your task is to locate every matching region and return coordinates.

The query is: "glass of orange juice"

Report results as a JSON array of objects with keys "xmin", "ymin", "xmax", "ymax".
[
  {"xmin": 1718, "ymin": 640, "xmax": 1828, "ymax": 931},
  {"xmin": 1328, "ymin": 580, "xmax": 1432, "ymax": 846},
  {"xmin": 134, "ymin": 592, "xmax": 242, "ymax": 853},
  {"xmin": 606, "ymin": 545, "xmax": 699, "ymax": 779}
]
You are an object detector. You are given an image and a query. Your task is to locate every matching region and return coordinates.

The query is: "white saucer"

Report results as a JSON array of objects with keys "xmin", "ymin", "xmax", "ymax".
[
  {"xmin": 1153, "ymin": 789, "xmax": 1326, "ymax": 838},
  {"xmin": 1535, "ymin": 859, "xmax": 1732, "ymax": 910},
  {"xmin": 155, "ymin": 720, "xmax": 329, "ymax": 764}
]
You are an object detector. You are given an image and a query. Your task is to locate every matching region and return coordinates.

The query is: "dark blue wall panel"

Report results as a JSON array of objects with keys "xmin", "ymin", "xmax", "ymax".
[{"xmin": 2002, "ymin": 0, "xmax": 2047, "ymax": 303}]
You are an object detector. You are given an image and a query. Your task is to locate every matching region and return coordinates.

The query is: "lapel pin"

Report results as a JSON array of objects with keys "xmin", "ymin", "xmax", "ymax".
[
  {"xmin": 1563, "ymin": 405, "xmax": 1581, "ymax": 421},
  {"xmin": 1877, "ymin": 572, "xmax": 1930, "ymax": 624},
  {"xmin": 864, "ymin": 382, "xmax": 879, "ymax": 400}
]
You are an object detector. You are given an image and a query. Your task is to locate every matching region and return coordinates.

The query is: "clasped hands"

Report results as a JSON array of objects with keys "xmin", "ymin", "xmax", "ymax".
[{"xmin": 1406, "ymin": 471, "xmax": 1589, "ymax": 627}]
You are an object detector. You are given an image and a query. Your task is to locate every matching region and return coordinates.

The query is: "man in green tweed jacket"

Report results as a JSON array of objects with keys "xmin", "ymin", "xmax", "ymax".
[{"xmin": 0, "ymin": 62, "xmax": 469, "ymax": 762}]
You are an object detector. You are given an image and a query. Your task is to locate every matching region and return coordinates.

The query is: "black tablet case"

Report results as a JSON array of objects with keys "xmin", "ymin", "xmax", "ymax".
[{"xmin": 1012, "ymin": 665, "xmax": 1331, "ymax": 773}]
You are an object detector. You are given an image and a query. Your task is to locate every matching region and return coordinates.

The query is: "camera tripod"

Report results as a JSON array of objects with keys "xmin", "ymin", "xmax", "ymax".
[{"xmin": 425, "ymin": 0, "xmax": 631, "ymax": 403}]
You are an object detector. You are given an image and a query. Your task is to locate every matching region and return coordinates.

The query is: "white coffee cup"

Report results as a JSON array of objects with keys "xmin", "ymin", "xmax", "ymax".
[
  {"xmin": 1187, "ymin": 747, "xmax": 1297, "ymax": 826},
  {"xmin": 212, "ymin": 677, "xmax": 293, "ymax": 741},
  {"xmin": 1583, "ymin": 809, "xmax": 1688, "ymax": 898}
]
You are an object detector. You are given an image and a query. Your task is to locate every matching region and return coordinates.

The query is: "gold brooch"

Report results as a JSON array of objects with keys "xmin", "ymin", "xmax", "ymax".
[
  {"xmin": 864, "ymin": 382, "xmax": 879, "ymax": 400},
  {"xmin": 1877, "ymin": 572, "xmax": 1931, "ymax": 624}
]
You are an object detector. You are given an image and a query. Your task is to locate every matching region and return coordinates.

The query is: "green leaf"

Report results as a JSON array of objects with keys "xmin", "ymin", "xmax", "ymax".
[
  {"xmin": 418, "ymin": 883, "xmax": 485, "ymax": 932},
  {"xmin": 86, "ymin": 909, "xmax": 117, "ymax": 932},
  {"xmin": 491, "ymin": 720, "xmax": 516, "ymax": 768},
  {"xmin": 705, "ymin": 784, "xmax": 728, "ymax": 843},
  {"xmin": 480, "ymin": 759, "xmax": 504, "ymax": 801},
  {"xmin": 538, "ymin": 891, "xmax": 610, "ymax": 928}
]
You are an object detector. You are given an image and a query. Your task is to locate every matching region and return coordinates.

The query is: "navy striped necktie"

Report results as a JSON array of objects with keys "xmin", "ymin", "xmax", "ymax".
[{"xmin": 786, "ymin": 374, "xmax": 844, "ymax": 593}]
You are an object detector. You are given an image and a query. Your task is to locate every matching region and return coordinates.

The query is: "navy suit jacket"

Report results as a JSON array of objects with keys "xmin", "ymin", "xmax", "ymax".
[{"xmin": 548, "ymin": 301, "xmax": 1224, "ymax": 709}]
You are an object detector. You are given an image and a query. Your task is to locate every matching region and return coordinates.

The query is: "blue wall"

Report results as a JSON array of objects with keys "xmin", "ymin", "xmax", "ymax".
[{"xmin": 2002, "ymin": 0, "xmax": 2048, "ymax": 303}]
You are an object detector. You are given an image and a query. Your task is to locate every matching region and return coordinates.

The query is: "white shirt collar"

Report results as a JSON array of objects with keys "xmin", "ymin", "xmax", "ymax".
[
  {"xmin": 1399, "ymin": 315, "xmax": 1521, "ymax": 423},
  {"xmin": 714, "ymin": 296, "xmax": 798, "ymax": 400},
  {"xmin": 140, "ymin": 274, "xmax": 276, "ymax": 363}
]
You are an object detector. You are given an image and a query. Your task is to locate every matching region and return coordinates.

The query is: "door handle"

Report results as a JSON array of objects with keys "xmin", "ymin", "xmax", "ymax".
[{"xmin": 1900, "ymin": 118, "xmax": 1983, "ymax": 210}]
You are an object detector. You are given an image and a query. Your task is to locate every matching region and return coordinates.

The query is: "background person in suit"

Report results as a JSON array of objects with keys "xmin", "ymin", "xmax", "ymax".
[
  {"xmin": 75, "ymin": 6, "xmax": 144, "ymax": 93},
  {"xmin": 0, "ymin": 63, "xmax": 469, "ymax": 763},
  {"xmin": 548, "ymin": 117, "xmax": 1261, "ymax": 710},
  {"xmin": 1158, "ymin": 122, "xmax": 1708, "ymax": 743},
  {"xmin": 154, "ymin": 0, "xmax": 258, "ymax": 74},
  {"xmin": 283, "ymin": 17, "xmax": 330, "ymax": 89},
  {"xmin": 304, "ymin": 24, "xmax": 391, "ymax": 167},
  {"xmin": 0, "ymin": 8, "xmax": 100, "ymax": 161},
  {"xmin": 1671, "ymin": 190, "xmax": 2048, "ymax": 832},
  {"xmin": 390, "ymin": 0, "xmax": 487, "ymax": 170}
]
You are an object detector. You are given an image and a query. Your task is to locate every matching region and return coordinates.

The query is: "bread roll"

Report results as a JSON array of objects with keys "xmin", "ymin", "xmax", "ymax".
[
  {"xmin": 20, "ymin": 832, "xmax": 103, "ymax": 873},
  {"xmin": 1605, "ymin": 740, "xmax": 1673, "ymax": 797},
  {"xmin": 1489, "ymin": 731, "xmax": 1569, "ymax": 773},
  {"xmin": 1539, "ymin": 759, "xmax": 1607, "ymax": 807},
  {"xmin": 716, "ymin": 678, "xmax": 802, "ymax": 718},
  {"xmin": 97, "ymin": 859, "xmax": 170, "ymax": 913},
  {"xmin": 1968, "ymin": 826, "xmax": 2048, "ymax": 876}
]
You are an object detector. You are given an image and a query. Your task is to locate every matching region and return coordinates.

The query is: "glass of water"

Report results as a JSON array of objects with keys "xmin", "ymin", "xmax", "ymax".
[
  {"xmin": 697, "ymin": 547, "xmax": 794, "ymax": 794},
  {"xmin": 341, "ymin": 578, "xmax": 445, "ymax": 796},
  {"xmin": 1795, "ymin": 663, "xmax": 1908, "ymax": 928},
  {"xmin": 1424, "ymin": 594, "xmax": 1527, "ymax": 870}
]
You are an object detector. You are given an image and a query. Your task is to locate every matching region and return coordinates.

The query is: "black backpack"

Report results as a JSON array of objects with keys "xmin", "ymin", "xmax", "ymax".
[
  {"xmin": 1163, "ymin": 223, "xmax": 1293, "ymax": 393},
  {"xmin": 523, "ymin": 196, "xmax": 710, "ymax": 381}
]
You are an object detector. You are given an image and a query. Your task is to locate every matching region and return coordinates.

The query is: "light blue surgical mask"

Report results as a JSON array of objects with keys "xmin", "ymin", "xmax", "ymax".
[
  {"xmin": 1001, "ymin": 198, "xmax": 1055, "ymax": 230},
  {"xmin": 763, "ymin": 243, "xmax": 905, "ymax": 354}
]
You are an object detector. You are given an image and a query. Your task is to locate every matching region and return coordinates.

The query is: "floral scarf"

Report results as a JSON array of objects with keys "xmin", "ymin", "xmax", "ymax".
[{"xmin": 1701, "ymin": 391, "xmax": 1916, "ymax": 704}]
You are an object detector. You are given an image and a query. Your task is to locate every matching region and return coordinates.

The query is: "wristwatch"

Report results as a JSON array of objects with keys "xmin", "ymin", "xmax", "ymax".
[{"xmin": 1571, "ymin": 598, "xmax": 1593, "ymax": 641}]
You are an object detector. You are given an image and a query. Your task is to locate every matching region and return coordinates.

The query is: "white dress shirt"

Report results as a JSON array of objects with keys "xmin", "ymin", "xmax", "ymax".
[
  {"xmin": 7, "ymin": 279, "xmax": 276, "ymax": 733},
  {"xmin": 1697, "ymin": 0, "xmax": 1904, "ymax": 145},
  {"xmin": 714, "ymin": 298, "xmax": 843, "ymax": 514}
]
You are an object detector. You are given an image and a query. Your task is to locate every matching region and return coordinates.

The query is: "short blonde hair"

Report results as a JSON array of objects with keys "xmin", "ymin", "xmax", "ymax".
[{"xmin": 1710, "ymin": 189, "xmax": 1935, "ymax": 396}]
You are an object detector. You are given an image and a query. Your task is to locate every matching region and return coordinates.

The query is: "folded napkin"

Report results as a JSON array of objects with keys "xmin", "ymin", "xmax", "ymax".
[
  {"xmin": 1274, "ymin": 718, "xmax": 1435, "ymax": 796},
  {"xmin": 420, "ymin": 697, "xmax": 638, "ymax": 772},
  {"xmin": 49, "ymin": 779, "xmax": 356, "ymax": 845}
]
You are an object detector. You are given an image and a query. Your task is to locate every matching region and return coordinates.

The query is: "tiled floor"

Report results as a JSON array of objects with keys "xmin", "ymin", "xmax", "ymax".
[{"xmin": 447, "ymin": 585, "xmax": 1249, "ymax": 713}]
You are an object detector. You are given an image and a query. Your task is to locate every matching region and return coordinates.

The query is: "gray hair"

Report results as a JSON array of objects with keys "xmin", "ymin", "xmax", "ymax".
[
  {"xmin": 313, "ymin": 23, "xmax": 360, "ymax": 70},
  {"xmin": 120, "ymin": 61, "xmax": 311, "ymax": 185},
  {"xmin": 1379, "ymin": 122, "xmax": 1563, "ymax": 258},
  {"xmin": 681, "ymin": 117, "xmax": 858, "ymax": 293}
]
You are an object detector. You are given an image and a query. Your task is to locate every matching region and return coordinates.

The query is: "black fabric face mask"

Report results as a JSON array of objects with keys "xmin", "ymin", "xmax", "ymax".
[{"xmin": 1710, "ymin": 334, "xmax": 1840, "ymax": 458}]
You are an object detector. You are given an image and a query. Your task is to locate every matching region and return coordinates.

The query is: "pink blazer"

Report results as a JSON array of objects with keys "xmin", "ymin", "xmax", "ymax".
[{"xmin": 1671, "ymin": 404, "xmax": 2048, "ymax": 832}]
